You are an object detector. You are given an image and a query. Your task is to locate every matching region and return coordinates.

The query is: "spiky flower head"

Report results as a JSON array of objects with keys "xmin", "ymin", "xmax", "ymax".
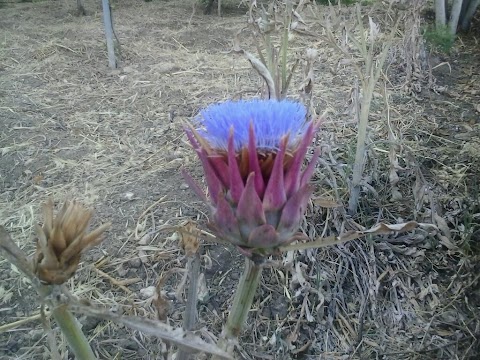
[
  {"xmin": 34, "ymin": 199, "xmax": 110, "ymax": 284},
  {"xmin": 184, "ymin": 99, "xmax": 319, "ymax": 259}
]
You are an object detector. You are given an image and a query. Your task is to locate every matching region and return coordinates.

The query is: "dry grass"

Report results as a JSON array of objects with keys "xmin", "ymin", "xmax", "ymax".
[{"xmin": 0, "ymin": 0, "xmax": 479, "ymax": 359}]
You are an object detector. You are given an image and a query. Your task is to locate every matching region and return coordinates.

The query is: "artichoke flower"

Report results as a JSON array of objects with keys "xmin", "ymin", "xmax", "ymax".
[{"xmin": 184, "ymin": 99, "xmax": 319, "ymax": 258}]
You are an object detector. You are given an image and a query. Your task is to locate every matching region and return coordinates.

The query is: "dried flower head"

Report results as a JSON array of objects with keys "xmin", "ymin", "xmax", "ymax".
[
  {"xmin": 34, "ymin": 199, "xmax": 110, "ymax": 284},
  {"xmin": 184, "ymin": 99, "xmax": 320, "ymax": 259}
]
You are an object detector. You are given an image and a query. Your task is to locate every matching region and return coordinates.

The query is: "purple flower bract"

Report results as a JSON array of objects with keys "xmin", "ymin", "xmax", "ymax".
[{"xmin": 184, "ymin": 99, "xmax": 319, "ymax": 258}]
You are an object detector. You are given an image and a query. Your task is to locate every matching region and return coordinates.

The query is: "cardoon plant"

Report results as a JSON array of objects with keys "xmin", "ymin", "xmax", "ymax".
[{"xmin": 184, "ymin": 99, "xmax": 319, "ymax": 352}]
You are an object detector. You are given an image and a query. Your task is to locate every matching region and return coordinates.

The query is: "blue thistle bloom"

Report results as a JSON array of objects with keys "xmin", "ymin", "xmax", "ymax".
[
  {"xmin": 184, "ymin": 99, "xmax": 319, "ymax": 259},
  {"xmin": 195, "ymin": 99, "xmax": 308, "ymax": 151}
]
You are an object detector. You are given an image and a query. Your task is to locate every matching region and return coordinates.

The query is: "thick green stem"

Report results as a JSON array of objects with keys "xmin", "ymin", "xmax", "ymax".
[
  {"xmin": 218, "ymin": 257, "xmax": 262, "ymax": 355},
  {"xmin": 52, "ymin": 304, "xmax": 96, "ymax": 359},
  {"xmin": 40, "ymin": 286, "xmax": 96, "ymax": 360}
]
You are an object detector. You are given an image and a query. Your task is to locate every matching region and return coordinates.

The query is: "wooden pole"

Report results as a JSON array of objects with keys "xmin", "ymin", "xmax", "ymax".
[{"xmin": 102, "ymin": 0, "xmax": 117, "ymax": 69}]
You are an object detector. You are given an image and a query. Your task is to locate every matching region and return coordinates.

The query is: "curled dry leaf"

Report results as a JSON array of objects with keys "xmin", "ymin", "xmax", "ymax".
[
  {"xmin": 338, "ymin": 221, "xmax": 425, "ymax": 242},
  {"xmin": 179, "ymin": 220, "xmax": 200, "ymax": 257},
  {"xmin": 244, "ymin": 51, "xmax": 277, "ymax": 99},
  {"xmin": 153, "ymin": 291, "xmax": 170, "ymax": 322},
  {"xmin": 34, "ymin": 199, "xmax": 110, "ymax": 285},
  {"xmin": 281, "ymin": 221, "xmax": 436, "ymax": 252}
]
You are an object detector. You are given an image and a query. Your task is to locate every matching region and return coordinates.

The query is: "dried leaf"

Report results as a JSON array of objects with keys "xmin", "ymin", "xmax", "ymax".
[
  {"xmin": 137, "ymin": 232, "xmax": 151, "ymax": 264},
  {"xmin": 312, "ymin": 197, "xmax": 341, "ymax": 208},
  {"xmin": 281, "ymin": 221, "xmax": 435, "ymax": 252},
  {"xmin": 244, "ymin": 51, "xmax": 276, "ymax": 99},
  {"xmin": 368, "ymin": 16, "xmax": 380, "ymax": 42},
  {"xmin": 69, "ymin": 304, "xmax": 232, "ymax": 359},
  {"xmin": 339, "ymin": 221, "xmax": 421, "ymax": 242},
  {"xmin": 0, "ymin": 226, "xmax": 37, "ymax": 284},
  {"xmin": 413, "ymin": 171, "xmax": 426, "ymax": 214},
  {"xmin": 291, "ymin": 261, "xmax": 306, "ymax": 287},
  {"xmin": 196, "ymin": 273, "xmax": 209, "ymax": 302},
  {"xmin": 391, "ymin": 187, "xmax": 402, "ymax": 201},
  {"xmin": 153, "ymin": 291, "xmax": 170, "ymax": 322},
  {"xmin": 179, "ymin": 221, "xmax": 200, "ymax": 257},
  {"xmin": 433, "ymin": 213, "xmax": 457, "ymax": 250}
]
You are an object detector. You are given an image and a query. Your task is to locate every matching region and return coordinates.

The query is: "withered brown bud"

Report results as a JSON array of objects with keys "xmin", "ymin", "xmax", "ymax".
[{"xmin": 34, "ymin": 199, "xmax": 110, "ymax": 284}]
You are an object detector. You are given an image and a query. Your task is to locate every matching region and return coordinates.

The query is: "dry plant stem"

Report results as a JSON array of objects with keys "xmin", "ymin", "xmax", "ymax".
[
  {"xmin": 218, "ymin": 257, "xmax": 263, "ymax": 354},
  {"xmin": 280, "ymin": 0, "xmax": 293, "ymax": 97},
  {"xmin": 184, "ymin": 253, "xmax": 200, "ymax": 330},
  {"xmin": 41, "ymin": 305, "xmax": 61, "ymax": 360},
  {"xmin": 347, "ymin": 7, "xmax": 394, "ymax": 215},
  {"xmin": 177, "ymin": 253, "xmax": 201, "ymax": 360},
  {"xmin": 348, "ymin": 86, "xmax": 374, "ymax": 214},
  {"xmin": 319, "ymin": 5, "xmax": 395, "ymax": 214},
  {"xmin": 0, "ymin": 226, "xmax": 37, "ymax": 283},
  {"xmin": 0, "ymin": 313, "xmax": 43, "ymax": 333},
  {"xmin": 40, "ymin": 285, "xmax": 96, "ymax": 360}
]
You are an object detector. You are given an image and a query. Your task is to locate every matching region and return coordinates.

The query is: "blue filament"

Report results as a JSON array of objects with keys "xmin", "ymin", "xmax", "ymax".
[{"xmin": 195, "ymin": 99, "xmax": 308, "ymax": 151}]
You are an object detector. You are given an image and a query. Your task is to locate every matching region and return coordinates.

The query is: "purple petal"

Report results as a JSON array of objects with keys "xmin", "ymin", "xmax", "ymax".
[
  {"xmin": 247, "ymin": 223, "xmax": 279, "ymax": 248},
  {"xmin": 248, "ymin": 124, "xmax": 265, "ymax": 197},
  {"xmin": 186, "ymin": 127, "xmax": 226, "ymax": 204},
  {"xmin": 186, "ymin": 125, "xmax": 216, "ymax": 154},
  {"xmin": 181, "ymin": 168, "xmax": 208, "ymax": 202},
  {"xmin": 236, "ymin": 173, "xmax": 266, "ymax": 240},
  {"xmin": 208, "ymin": 155, "xmax": 230, "ymax": 188},
  {"xmin": 197, "ymin": 149, "xmax": 223, "ymax": 205},
  {"xmin": 227, "ymin": 131, "xmax": 244, "ymax": 204},
  {"xmin": 300, "ymin": 148, "xmax": 320, "ymax": 187},
  {"xmin": 263, "ymin": 137, "xmax": 288, "ymax": 211},
  {"xmin": 213, "ymin": 192, "xmax": 243, "ymax": 246},
  {"xmin": 185, "ymin": 128, "xmax": 200, "ymax": 150},
  {"xmin": 284, "ymin": 122, "xmax": 316, "ymax": 197},
  {"xmin": 278, "ymin": 184, "xmax": 313, "ymax": 235}
]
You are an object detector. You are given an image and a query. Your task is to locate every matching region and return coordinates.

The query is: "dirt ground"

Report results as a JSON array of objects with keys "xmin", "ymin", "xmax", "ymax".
[{"xmin": 1, "ymin": 0, "xmax": 479, "ymax": 359}]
